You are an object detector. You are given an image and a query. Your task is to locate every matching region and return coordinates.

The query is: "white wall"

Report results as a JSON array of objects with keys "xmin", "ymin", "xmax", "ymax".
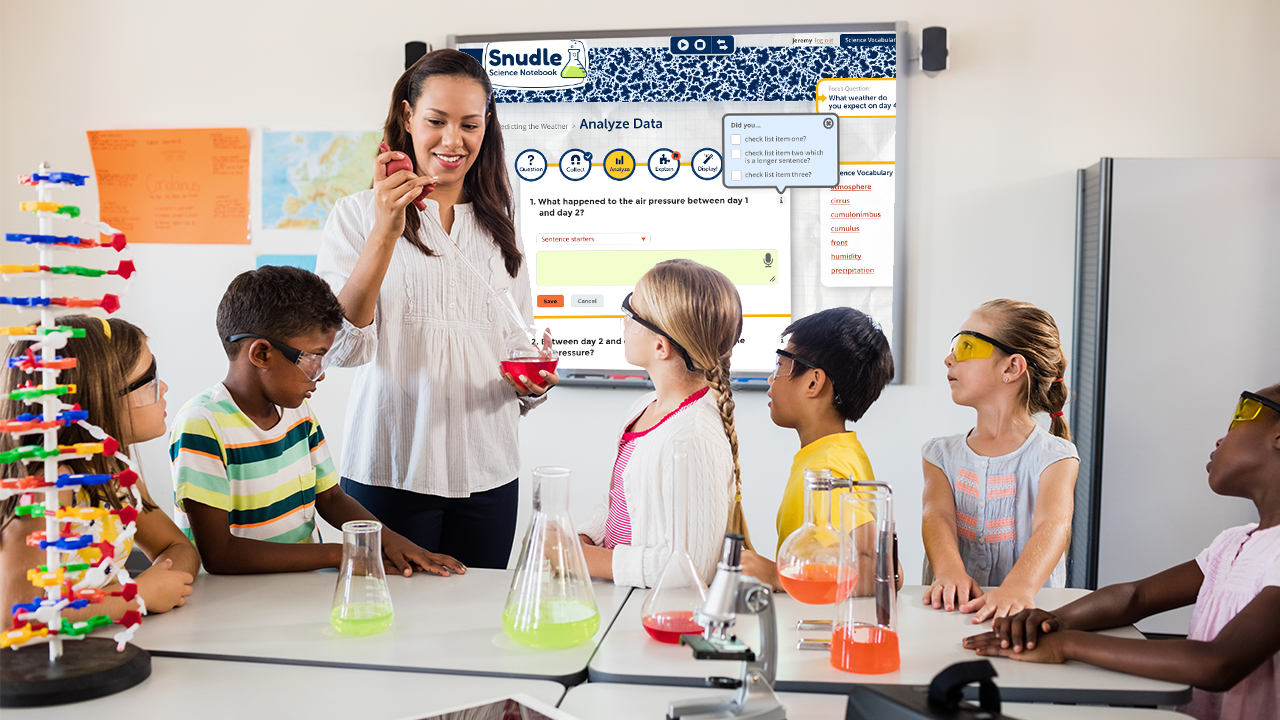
[{"xmin": 3, "ymin": 1, "xmax": 1277, "ymax": 579}]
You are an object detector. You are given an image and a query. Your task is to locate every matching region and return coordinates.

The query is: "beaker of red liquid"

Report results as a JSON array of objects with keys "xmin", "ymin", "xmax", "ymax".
[
  {"xmin": 776, "ymin": 468, "xmax": 842, "ymax": 604},
  {"xmin": 830, "ymin": 481, "xmax": 899, "ymax": 674},
  {"xmin": 639, "ymin": 438, "xmax": 709, "ymax": 643}
]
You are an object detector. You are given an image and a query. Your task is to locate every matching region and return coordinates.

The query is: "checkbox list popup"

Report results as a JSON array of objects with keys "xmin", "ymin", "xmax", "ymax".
[{"xmin": 722, "ymin": 113, "xmax": 839, "ymax": 193}]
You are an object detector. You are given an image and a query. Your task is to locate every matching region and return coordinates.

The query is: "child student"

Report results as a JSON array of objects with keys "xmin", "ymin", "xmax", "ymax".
[
  {"xmin": 170, "ymin": 266, "xmax": 464, "ymax": 577},
  {"xmin": 2, "ymin": 315, "xmax": 198, "ymax": 619},
  {"xmin": 576, "ymin": 260, "xmax": 745, "ymax": 587},
  {"xmin": 739, "ymin": 308, "xmax": 896, "ymax": 590},
  {"xmin": 922, "ymin": 299, "xmax": 1078, "ymax": 623},
  {"xmin": 965, "ymin": 386, "xmax": 1280, "ymax": 720}
]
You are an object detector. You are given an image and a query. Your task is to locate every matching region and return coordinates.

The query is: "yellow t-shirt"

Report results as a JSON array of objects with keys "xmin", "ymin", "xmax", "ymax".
[{"xmin": 776, "ymin": 432, "xmax": 876, "ymax": 551}]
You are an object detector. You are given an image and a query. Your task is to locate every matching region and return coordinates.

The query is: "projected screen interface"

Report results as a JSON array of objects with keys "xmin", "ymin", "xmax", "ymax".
[{"xmin": 457, "ymin": 30, "xmax": 898, "ymax": 373}]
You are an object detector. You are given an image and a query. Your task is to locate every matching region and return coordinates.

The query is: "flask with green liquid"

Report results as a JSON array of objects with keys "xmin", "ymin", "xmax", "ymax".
[
  {"xmin": 502, "ymin": 466, "xmax": 600, "ymax": 648},
  {"xmin": 331, "ymin": 520, "xmax": 393, "ymax": 636}
]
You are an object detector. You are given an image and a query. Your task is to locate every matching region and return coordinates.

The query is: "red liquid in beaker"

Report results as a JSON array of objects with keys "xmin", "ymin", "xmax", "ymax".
[
  {"xmin": 830, "ymin": 623, "xmax": 900, "ymax": 674},
  {"xmin": 501, "ymin": 357, "xmax": 559, "ymax": 384},
  {"xmin": 778, "ymin": 563, "xmax": 840, "ymax": 604},
  {"xmin": 641, "ymin": 610, "xmax": 705, "ymax": 644}
]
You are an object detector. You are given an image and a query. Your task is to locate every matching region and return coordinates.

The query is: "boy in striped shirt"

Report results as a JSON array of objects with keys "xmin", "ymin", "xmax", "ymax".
[{"xmin": 170, "ymin": 266, "xmax": 464, "ymax": 577}]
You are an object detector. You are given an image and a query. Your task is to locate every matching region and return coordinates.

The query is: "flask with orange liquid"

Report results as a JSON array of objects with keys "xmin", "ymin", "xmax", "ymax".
[
  {"xmin": 775, "ymin": 468, "xmax": 842, "ymax": 604},
  {"xmin": 830, "ymin": 481, "xmax": 899, "ymax": 674},
  {"xmin": 639, "ymin": 438, "xmax": 709, "ymax": 643}
]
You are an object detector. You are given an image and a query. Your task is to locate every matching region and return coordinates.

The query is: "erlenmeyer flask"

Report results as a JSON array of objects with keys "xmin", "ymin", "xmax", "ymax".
[
  {"xmin": 331, "ymin": 520, "xmax": 394, "ymax": 636},
  {"xmin": 560, "ymin": 47, "xmax": 587, "ymax": 78},
  {"xmin": 776, "ymin": 468, "xmax": 841, "ymax": 604},
  {"xmin": 503, "ymin": 466, "xmax": 600, "ymax": 648},
  {"xmin": 640, "ymin": 438, "xmax": 709, "ymax": 642},
  {"xmin": 830, "ymin": 482, "xmax": 899, "ymax": 674}
]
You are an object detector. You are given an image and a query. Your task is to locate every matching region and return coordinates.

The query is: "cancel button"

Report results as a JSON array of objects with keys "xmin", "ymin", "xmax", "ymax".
[{"xmin": 571, "ymin": 294, "xmax": 604, "ymax": 308}]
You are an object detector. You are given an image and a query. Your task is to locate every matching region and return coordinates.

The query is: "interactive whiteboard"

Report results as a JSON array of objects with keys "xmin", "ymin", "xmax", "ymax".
[{"xmin": 452, "ymin": 24, "xmax": 906, "ymax": 377}]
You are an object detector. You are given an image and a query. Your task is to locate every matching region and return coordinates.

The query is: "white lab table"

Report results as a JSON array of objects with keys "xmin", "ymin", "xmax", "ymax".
[
  {"xmin": 588, "ymin": 586, "xmax": 1191, "ymax": 706},
  {"xmin": 4, "ymin": 656, "xmax": 566, "ymax": 718},
  {"xmin": 132, "ymin": 568, "xmax": 631, "ymax": 685}
]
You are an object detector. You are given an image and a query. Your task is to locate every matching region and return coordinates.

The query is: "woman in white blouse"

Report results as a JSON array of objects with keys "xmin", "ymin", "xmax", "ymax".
[{"xmin": 316, "ymin": 50, "xmax": 556, "ymax": 568}]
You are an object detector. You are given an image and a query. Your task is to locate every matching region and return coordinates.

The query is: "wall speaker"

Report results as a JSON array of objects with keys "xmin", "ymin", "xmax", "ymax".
[
  {"xmin": 406, "ymin": 41, "xmax": 429, "ymax": 70},
  {"xmin": 921, "ymin": 27, "xmax": 948, "ymax": 73}
]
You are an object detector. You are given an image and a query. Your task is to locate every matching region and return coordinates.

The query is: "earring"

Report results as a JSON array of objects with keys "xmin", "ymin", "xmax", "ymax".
[{"xmin": 1003, "ymin": 377, "xmax": 1009, "ymax": 383}]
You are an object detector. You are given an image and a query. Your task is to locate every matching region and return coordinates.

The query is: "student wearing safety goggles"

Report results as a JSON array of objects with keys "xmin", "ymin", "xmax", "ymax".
[
  {"xmin": 966, "ymin": 385, "xmax": 1280, "ymax": 720},
  {"xmin": 169, "ymin": 266, "xmax": 464, "ymax": 578},
  {"xmin": 922, "ymin": 299, "xmax": 1079, "ymax": 624}
]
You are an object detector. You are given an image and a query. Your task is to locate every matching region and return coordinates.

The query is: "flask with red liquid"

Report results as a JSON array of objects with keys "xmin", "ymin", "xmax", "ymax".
[
  {"xmin": 830, "ymin": 481, "xmax": 899, "ymax": 674},
  {"xmin": 639, "ymin": 438, "xmax": 709, "ymax": 643},
  {"xmin": 775, "ymin": 468, "xmax": 842, "ymax": 604}
]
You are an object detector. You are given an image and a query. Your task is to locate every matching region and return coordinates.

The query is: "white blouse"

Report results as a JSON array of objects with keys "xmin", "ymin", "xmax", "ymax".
[
  {"xmin": 578, "ymin": 391, "xmax": 736, "ymax": 588},
  {"xmin": 316, "ymin": 190, "xmax": 543, "ymax": 498}
]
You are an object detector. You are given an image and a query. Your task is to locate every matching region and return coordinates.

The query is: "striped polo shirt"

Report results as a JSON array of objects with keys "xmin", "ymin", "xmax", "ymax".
[{"xmin": 169, "ymin": 383, "xmax": 338, "ymax": 544}]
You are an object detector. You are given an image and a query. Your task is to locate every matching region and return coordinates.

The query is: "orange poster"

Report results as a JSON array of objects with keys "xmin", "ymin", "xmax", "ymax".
[{"xmin": 86, "ymin": 128, "xmax": 250, "ymax": 244}]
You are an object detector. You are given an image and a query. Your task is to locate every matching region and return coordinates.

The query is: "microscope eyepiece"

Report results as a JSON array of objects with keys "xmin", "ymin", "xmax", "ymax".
[{"xmin": 720, "ymin": 534, "xmax": 744, "ymax": 568}]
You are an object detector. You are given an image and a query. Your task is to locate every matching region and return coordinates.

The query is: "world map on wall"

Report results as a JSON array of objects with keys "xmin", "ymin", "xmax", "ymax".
[{"xmin": 261, "ymin": 131, "xmax": 380, "ymax": 230}]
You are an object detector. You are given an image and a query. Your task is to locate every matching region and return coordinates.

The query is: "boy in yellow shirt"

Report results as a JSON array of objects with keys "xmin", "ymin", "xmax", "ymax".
[{"xmin": 740, "ymin": 308, "xmax": 896, "ymax": 589}]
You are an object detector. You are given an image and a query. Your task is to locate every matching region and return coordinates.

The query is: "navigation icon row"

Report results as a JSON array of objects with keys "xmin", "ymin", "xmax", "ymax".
[{"xmin": 513, "ymin": 148, "xmax": 723, "ymax": 182}]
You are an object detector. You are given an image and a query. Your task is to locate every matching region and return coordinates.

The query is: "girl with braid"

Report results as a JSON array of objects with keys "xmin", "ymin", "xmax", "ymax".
[
  {"xmin": 922, "ymin": 299, "xmax": 1079, "ymax": 623},
  {"xmin": 577, "ymin": 260, "xmax": 745, "ymax": 587}
]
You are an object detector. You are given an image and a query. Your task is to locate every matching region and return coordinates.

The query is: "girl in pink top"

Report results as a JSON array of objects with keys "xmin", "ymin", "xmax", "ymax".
[{"xmin": 964, "ymin": 384, "xmax": 1280, "ymax": 720}]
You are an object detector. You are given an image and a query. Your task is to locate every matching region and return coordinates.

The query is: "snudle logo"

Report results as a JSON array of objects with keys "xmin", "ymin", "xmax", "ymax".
[{"xmin": 483, "ymin": 40, "xmax": 588, "ymax": 90}]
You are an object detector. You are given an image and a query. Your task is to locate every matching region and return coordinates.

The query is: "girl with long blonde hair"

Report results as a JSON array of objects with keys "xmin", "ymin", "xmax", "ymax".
[{"xmin": 577, "ymin": 260, "xmax": 748, "ymax": 587}]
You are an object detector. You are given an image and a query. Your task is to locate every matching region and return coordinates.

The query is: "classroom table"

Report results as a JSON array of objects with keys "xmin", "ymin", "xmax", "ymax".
[
  {"xmin": 5, "ymin": 656, "xmax": 566, "ymax": 719},
  {"xmin": 559, "ymin": 683, "xmax": 1191, "ymax": 720},
  {"xmin": 131, "ymin": 568, "xmax": 631, "ymax": 685},
  {"xmin": 588, "ymin": 586, "xmax": 1192, "ymax": 706}
]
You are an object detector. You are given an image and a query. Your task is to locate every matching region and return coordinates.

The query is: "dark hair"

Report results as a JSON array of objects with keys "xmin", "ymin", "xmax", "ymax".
[
  {"xmin": 784, "ymin": 307, "xmax": 894, "ymax": 423},
  {"xmin": 383, "ymin": 48, "xmax": 521, "ymax": 278},
  {"xmin": 976, "ymin": 299, "xmax": 1072, "ymax": 441},
  {"xmin": 217, "ymin": 266, "xmax": 345, "ymax": 360},
  {"xmin": 2, "ymin": 315, "xmax": 159, "ymax": 531}
]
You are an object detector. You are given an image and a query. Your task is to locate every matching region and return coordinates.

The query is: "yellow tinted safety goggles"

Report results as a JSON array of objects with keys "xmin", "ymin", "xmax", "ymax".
[
  {"xmin": 1230, "ymin": 391, "xmax": 1280, "ymax": 430},
  {"xmin": 950, "ymin": 331, "xmax": 1018, "ymax": 362}
]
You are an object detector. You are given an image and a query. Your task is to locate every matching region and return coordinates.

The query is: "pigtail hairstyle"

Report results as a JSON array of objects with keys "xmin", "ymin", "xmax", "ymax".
[
  {"xmin": 636, "ymin": 260, "xmax": 753, "ymax": 547},
  {"xmin": 976, "ymin": 299, "xmax": 1072, "ymax": 441},
  {"xmin": 0, "ymin": 315, "xmax": 159, "ymax": 532},
  {"xmin": 381, "ymin": 49, "xmax": 522, "ymax": 277}
]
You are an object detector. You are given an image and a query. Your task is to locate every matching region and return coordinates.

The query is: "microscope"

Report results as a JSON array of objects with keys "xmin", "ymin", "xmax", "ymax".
[{"xmin": 668, "ymin": 534, "xmax": 785, "ymax": 720}]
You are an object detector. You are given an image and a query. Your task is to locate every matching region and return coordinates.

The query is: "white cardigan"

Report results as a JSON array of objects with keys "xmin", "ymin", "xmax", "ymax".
[{"xmin": 578, "ymin": 390, "xmax": 735, "ymax": 588}]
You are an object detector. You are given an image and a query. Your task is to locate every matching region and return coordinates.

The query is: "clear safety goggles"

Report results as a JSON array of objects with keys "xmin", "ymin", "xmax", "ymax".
[
  {"xmin": 122, "ymin": 357, "xmax": 161, "ymax": 407},
  {"xmin": 225, "ymin": 333, "xmax": 331, "ymax": 382}
]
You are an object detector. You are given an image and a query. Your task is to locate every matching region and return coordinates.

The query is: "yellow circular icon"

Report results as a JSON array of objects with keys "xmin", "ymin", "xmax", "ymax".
[{"xmin": 604, "ymin": 149, "xmax": 635, "ymax": 181}]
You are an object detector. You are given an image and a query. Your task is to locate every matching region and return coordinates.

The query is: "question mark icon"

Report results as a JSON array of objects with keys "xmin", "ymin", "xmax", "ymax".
[{"xmin": 527, "ymin": 154, "xmax": 534, "ymax": 164}]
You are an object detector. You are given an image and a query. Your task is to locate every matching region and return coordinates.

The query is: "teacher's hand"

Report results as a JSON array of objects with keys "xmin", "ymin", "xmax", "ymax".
[
  {"xmin": 371, "ymin": 149, "xmax": 436, "ymax": 239},
  {"xmin": 500, "ymin": 366, "xmax": 559, "ymax": 396}
]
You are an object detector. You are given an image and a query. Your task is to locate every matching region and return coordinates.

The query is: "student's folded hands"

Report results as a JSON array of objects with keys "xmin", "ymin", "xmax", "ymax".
[
  {"xmin": 381, "ymin": 532, "xmax": 467, "ymax": 578},
  {"xmin": 964, "ymin": 607, "xmax": 1065, "ymax": 662}
]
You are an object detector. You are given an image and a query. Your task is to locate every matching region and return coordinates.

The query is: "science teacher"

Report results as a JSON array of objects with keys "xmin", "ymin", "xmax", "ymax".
[{"xmin": 317, "ymin": 50, "xmax": 556, "ymax": 568}]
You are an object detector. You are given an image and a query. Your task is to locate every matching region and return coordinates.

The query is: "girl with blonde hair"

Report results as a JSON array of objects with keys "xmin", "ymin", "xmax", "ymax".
[
  {"xmin": 577, "ymin": 259, "xmax": 748, "ymax": 587},
  {"xmin": 922, "ymin": 299, "xmax": 1078, "ymax": 623}
]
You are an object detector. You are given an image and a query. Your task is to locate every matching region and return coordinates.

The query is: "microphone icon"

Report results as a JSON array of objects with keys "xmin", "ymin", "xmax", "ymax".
[{"xmin": 763, "ymin": 252, "xmax": 774, "ymax": 268}]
